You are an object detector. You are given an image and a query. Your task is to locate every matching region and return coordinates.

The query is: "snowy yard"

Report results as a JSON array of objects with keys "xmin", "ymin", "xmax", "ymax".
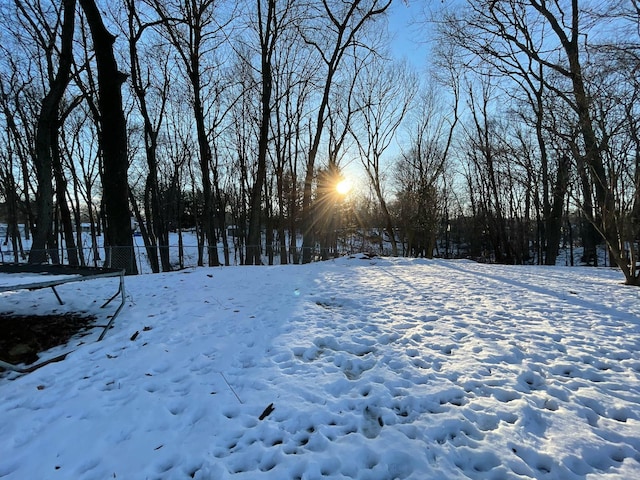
[{"xmin": 0, "ymin": 256, "xmax": 639, "ymax": 479}]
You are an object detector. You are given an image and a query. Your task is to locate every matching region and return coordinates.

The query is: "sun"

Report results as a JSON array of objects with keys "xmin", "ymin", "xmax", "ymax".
[{"xmin": 336, "ymin": 178, "xmax": 352, "ymax": 195}]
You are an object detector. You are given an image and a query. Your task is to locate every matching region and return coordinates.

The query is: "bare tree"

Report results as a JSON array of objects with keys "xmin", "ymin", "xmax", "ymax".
[
  {"xmin": 299, "ymin": 0, "xmax": 392, "ymax": 263},
  {"xmin": 0, "ymin": 4, "xmax": 50, "ymax": 246},
  {"xmin": 79, "ymin": 0, "xmax": 138, "ymax": 274},
  {"xmin": 437, "ymin": 0, "xmax": 640, "ymax": 282},
  {"xmin": 123, "ymin": 0, "xmax": 173, "ymax": 272},
  {"xmin": 463, "ymin": 75, "xmax": 515, "ymax": 263},
  {"xmin": 394, "ymin": 80, "xmax": 458, "ymax": 259},
  {"xmin": 270, "ymin": 35, "xmax": 317, "ymax": 264},
  {"xmin": 147, "ymin": 0, "xmax": 233, "ymax": 267},
  {"xmin": 0, "ymin": 68, "xmax": 33, "ymax": 259},
  {"xmin": 437, "ymin": 1, "xmax": 573, "ymax": 265},
  {"xmin": 246, "ymin": 0, "xmax": 296, "ymax": 265},
  {"xmin": 350, "ymin": 57, "xmax": 416, "ymax": 257},
  {"xmin": 7, "ymin": 0, "xmax": 76, "ymax": 265},
  {"xmin": 0, "ymin": 146, "xmax": 26, "ymax": 262},
  {"xmin": 59, "ymin": 103, "xmax": 100, "ymax": 266}
]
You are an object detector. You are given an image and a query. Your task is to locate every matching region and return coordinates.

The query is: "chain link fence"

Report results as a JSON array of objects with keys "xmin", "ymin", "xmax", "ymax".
[{"xmin": 0, "ymin": 242, "xmax": 388, "ymax": 274}]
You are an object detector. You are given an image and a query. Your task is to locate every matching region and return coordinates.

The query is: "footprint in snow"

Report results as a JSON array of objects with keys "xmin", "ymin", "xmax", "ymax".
[{"xmin": 361, "ymin": 405, "xmax": 383, "ymax": 439}]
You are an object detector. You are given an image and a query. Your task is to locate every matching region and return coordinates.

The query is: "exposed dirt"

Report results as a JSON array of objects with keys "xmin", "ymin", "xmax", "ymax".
[{"xmin": 0, "ymin": 313, "xmax": 96, "ymax": 368}]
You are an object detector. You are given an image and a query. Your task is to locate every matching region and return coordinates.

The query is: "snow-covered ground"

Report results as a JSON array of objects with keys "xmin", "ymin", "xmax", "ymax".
[{"xmin": 0, "ymin": 256, "xmax": 639, "ymax": 479}]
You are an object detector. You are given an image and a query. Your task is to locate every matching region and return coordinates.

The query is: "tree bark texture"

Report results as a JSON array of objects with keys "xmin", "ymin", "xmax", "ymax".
[
  {"xmin": 79, "ymin": 0, "xmax": 137, "ymax": 274},
  {"xmin": 29, "ymin": 0, "xmax": 76, "ymax": 265}
]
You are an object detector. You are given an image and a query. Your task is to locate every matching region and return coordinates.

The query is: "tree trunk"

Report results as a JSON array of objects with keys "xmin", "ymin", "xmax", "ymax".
[
  {"xmin": 371, "ymin": 176, "xmax": 398, "ymax": 256},
  {"xmin": 130, "ymin": 187, "xmax": 158, "ymax": 273},
  {"xmin": 247, "ymin": 0, "xmax": 275, "ymax": 266},
  {"xmin": 71, "ymin": 175, "xmax": 87, "ymax": 266},
  {"xmin": 126, "ymin": 0, "xmax": 170, "ymax": 272},
  {"xmin": 79, "ymin": 0, "xmax": 137, "ymax": 274},
  {"xmin": 544, "ymin": 155, "xmax": 570, "ymax": 265},
  {"xmin": 142, "ymin": 179, "xmax": 161, "ymax": 273},
  {"xmin": 51, "ymin": 125, "xmax": 79, "ymax": 265},
  {"xmin": 29, "ymin": 0, "xmax": 76, "ymax": 265}
]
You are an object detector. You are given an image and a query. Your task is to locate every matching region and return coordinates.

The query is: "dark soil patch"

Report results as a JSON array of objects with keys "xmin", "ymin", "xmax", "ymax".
[{"xmin": 0, "ymin": 313, "xmax": 96, "ymax": 367}]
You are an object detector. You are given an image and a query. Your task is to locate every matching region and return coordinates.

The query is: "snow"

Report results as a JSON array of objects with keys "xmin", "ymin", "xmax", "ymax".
[{"xmin": 1, "ymin": 256, "xmax": 639, "ymax": 479}]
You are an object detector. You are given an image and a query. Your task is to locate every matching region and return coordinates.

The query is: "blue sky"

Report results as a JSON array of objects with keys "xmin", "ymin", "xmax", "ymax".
[{"xmin": 387, "ymin": 1, "xmax": 429, "ymax": 68}]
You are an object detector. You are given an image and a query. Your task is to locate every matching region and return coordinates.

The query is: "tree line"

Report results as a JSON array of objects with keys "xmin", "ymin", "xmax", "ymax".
[{"xmin": 0, "ymin": 0, "xmax": 639, "ymax": 285}]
